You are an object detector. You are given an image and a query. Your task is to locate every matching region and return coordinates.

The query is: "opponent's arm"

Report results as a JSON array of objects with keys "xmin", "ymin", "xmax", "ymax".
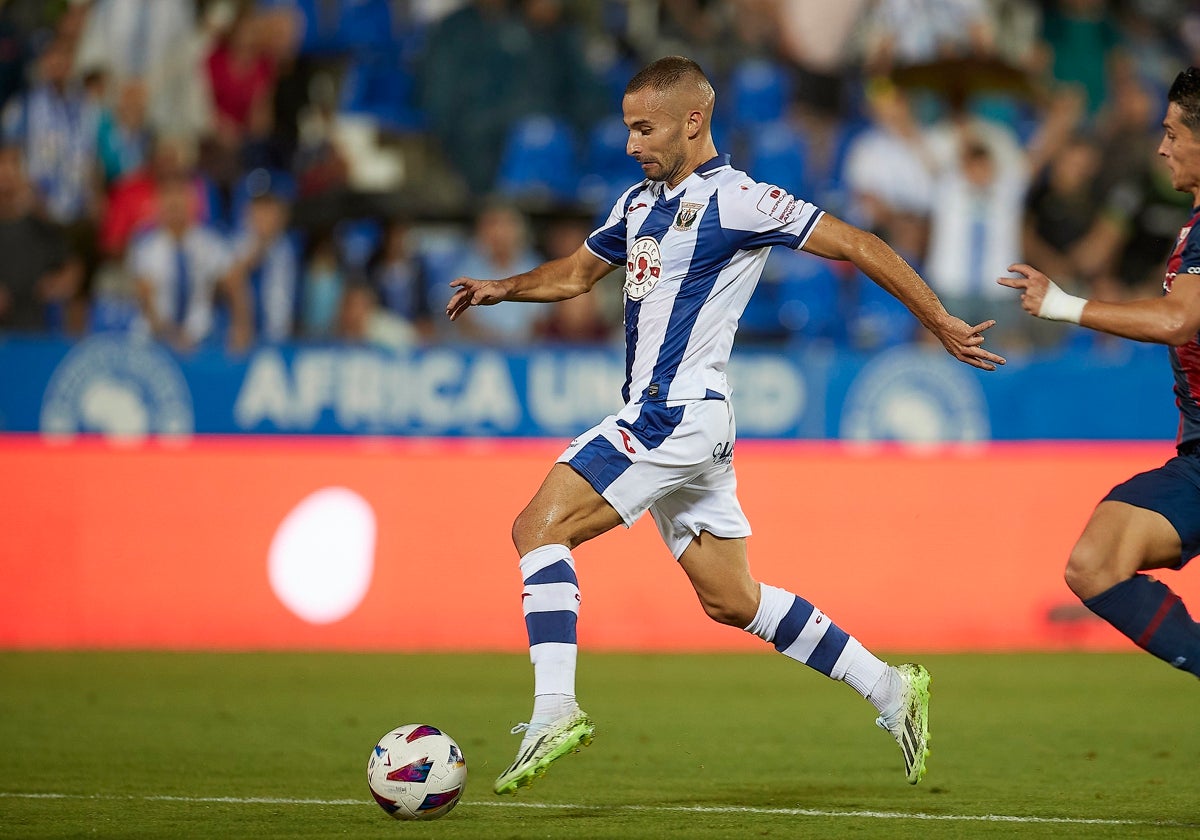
[
  {"xmin": 447, "ymin": 245, "xmax": 615, "ymax": 321},
  {"xmin": 801, "ymin": 212, "xmax": 1006, "ymax": 370},
  {"xmin": 1000, "ymin": 263, "xmax": 1200, "ymax": 345}
]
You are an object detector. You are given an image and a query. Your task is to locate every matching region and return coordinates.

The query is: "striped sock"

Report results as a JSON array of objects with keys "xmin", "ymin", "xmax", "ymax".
[
  {"xmin": 1084, "ymin": 574, "xmax": 1200, "ymax": 676},
  {"xmin": 745, "ymin": 583, "xmax": 891, "ymax": 710},
  {"xmin": 519, "ymin": 544, "xmax": 581, "ymax": 704}
]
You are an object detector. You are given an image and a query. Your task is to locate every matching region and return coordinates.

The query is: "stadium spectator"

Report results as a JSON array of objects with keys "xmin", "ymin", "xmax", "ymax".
[
  {"xmin": 0, "ymin": 144, "xmax": 79, "ymax": 332},
  {"xmin": 2, "ymin": 36, "xmax": 100, "ymax": 227},
  {"xmin": 128, "ymin": 173, "xmax": 235, "ymax": 351},
  {"xmin": 1022, "ymin": 135, "xmax": 1123, "ymax": 298},
  {"xmin": 922, "ymin": 88, "xmax": 1082, "ymax": 347},
  {"xmin": 442, "ymin": 199, "xmax": 546, "ymax": 345},
  {"xmin": 365, "ymin": 216, "xmax": 435, "ymax": 343},
  {"xmin": 1040, "ymin": 0, "xmax": 1127, "ymax": 119},
  {"xmin": 447, "ymin": 56, "xmax": 1004, "ymax": 797},
  {"xmin": 998, "ymin": 65, "xmax": 1200, "ymax": 681},
  {"xmin": 860, "ymin": 0, "xmax": 996, "ymax": 75},
  {"xmin": 298, "ymin": 226, "xmax": 346, "ymax": 339},
  {"xmin": 842, "ymin": 79, "xmax": 933, "ymax": 263},
  {"xmin": 205, "ymin": 9, "xmax": 276, "ymax": 160},
  {"xmin": 95, "ymin": 78, "xmax": 153, "ymax": 187},
  {"xmin": 534, "ymin": 216, "xmax": 617, "ymax": 343},
  {"xmin": 225, "ymin": 172, "xmax": 298, "ymax": 345},
  {"xmin": 75, "ymin": 0, "xmax": 211, "ymax": 141},
  {"xmin": 100, "ymin": 134, "xmax": 211, "ymax": 258},
  {"xmin": 336, "ymin": 280, "xmax": 417, "ymax": 350}
]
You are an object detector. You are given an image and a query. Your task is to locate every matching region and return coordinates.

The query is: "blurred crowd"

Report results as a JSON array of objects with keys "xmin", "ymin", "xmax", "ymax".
[{"xmin": 0, "ymin": 0, "xmax": 1198, "ymax": 356}]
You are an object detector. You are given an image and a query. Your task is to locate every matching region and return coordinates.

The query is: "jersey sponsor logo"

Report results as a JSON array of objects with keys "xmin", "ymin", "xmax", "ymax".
[
  {"xmin": 712, "ymin": 441, "xmax": 733, "ymax": 465},
  {"xmin": 40, "ymin": 334, "xmax": 194, "ymax": 441},
  {"xmin": 619, "ymin": 428, "xmax": 637, "ymax": 454},
  {"xmin": 672, "ymin": 201, "xmax": 704, "ymax": 231},
  {"xmin": 625, "ymin": 236, "xmax": 663, "ymax": 300},
  {"xmin": 755, "ymin": 185, "xmax": 796, "ymax": 223}
]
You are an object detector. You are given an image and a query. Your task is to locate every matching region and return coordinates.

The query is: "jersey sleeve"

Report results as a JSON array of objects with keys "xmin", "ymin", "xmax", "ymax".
[
  {"xmin": 1181, "ymin": 222, "xmax": 1200, "ymax": 278},
  {"xmin": 584, "ymin": 184, "xmax": 642, "ymax": 265},
  {"xmin": 720, "ymin": 180, "xmax": 824, "ymax": 252}
]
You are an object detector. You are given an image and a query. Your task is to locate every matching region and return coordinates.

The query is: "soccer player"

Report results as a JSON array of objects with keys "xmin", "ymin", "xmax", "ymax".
[
  {"xmin": 447, "ymin": 56, "xmax": 1006, "ymax": 794},
  {"xmin": 999, "ymin": 66, "xmax": 1200, "ymax": 679}
]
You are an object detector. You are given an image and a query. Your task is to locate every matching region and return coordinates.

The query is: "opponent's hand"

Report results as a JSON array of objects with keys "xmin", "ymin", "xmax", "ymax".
[
  {"xmin": 935, "ymin": 316, "xmax": 1006, "ymax": 371},
  {"xmin": 996, "ymin": 263, "xmax": 1049, "ymax": 317},
  {"xmin": 446, "ymin": 277, "xmax": 507, "ymax": 321}
]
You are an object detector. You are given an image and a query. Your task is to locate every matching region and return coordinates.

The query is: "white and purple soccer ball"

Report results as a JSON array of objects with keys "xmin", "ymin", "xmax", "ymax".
[{"xmin": 367, "ymin": 724, "xmax": 467, "ymax": 820}]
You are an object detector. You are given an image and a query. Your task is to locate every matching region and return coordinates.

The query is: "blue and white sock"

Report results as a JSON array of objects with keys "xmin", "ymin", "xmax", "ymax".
[
  {"xmin": 745, "ymin": 583, "xmax": 897, "ymax": 714},
  {"xmin": 1084, "ymin": 574, "xmax": 1200, "ymax": 676},
  {"xmin": 519, "ymin": 544, "xmax": 581, "ymax": 726}
]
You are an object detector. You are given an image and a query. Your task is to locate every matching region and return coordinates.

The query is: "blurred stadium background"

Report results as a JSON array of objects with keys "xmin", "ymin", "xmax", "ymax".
[
  {"xmin": 3, "ymin": 0, "xmax": 1199, "ymax": 653},
  {"xmin": 3, "ymin": 3, "xmax": 1200, "ymax": 835}
]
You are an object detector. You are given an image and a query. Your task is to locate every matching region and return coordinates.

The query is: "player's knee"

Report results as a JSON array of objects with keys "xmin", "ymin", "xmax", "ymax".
[
  {"xmin": 698, "ymin": 593, "xmax": 755, "ymax": 628},
  {"xmin": 1064, "ymin": 542, "xmax": 1114, "ymax": 601}
]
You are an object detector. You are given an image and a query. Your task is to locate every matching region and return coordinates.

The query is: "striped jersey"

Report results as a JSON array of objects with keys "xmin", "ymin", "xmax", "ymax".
[
  {"xmin": 1164, "ymin": 205, "xmax": 1200, "ymax": 447},
  {"xmin": 585, "ymin": 155, "xmax": 823, "ymax": 404}
]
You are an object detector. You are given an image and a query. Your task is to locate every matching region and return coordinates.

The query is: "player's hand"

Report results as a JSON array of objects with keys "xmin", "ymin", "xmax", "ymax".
[
  {"xmin": 996, "ymin": 263, "xmax": 1049, "ymax": 317},
  {"xmin": 937, "ymin": 316, "xmax": 1006, "ymax": 371},
  {"xmin": 446, "ymin": 277, "xmax": 507, "ymax": 321}
]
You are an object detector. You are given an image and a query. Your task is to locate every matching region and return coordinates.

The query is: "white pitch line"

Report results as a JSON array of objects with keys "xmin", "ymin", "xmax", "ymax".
[{"xmin": 0, "ymin": 792, "xmax": 1193, "ymax": 829}]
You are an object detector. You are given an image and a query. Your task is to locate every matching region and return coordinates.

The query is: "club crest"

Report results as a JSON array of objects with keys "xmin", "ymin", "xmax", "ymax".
[{"xmin": 672, "ymin": 201, "xmax": 703, "ymax": 231}]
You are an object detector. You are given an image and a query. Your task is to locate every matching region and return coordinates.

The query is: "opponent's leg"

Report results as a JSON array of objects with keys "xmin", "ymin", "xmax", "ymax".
[
  {"xmin": 678, "ymin": 533, "xmax": 930, "ymax": 784},
  {"xmin": 1068, "ymin": 501, "xmax": 1200, "ymax": 677}
]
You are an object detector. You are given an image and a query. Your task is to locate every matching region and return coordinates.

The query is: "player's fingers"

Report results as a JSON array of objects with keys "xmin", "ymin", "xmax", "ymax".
[
  {"xmin": 967, "ymin": 320, "xmax": 997, "ymax": 333},
  {"xmin": 996, "ymin": 276, "xmax": 1025, "ymax": 289}
]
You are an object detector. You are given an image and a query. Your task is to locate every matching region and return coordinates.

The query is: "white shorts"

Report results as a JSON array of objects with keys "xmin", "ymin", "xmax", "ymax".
[{"xmin": 557, "ymin": 398, "xmax": 752, "ymax": 559}]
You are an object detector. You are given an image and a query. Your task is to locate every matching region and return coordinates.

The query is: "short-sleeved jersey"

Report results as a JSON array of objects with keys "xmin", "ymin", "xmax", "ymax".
[
  {"xmin": 585, "ymin": 155, "xmax": 823, "ymax": 404},
  {"xmin": 1164, "ymin": 206, "xmax": 1200, "ymax": 447}
]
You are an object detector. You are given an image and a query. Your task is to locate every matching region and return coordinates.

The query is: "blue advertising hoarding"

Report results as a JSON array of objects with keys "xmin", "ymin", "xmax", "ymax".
[{"xmin": 0, "ymin": 334, "xmax": 1176, "ymax": 441}]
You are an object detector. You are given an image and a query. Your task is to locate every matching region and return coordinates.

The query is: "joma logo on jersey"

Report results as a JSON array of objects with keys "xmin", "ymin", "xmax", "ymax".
[
  {"xmin": 625, "ymin": 236, "xmax": 663, "ymax": 300},
  {"xmin": 672, "ymin": 201, "xmax": 704, "ymax": 231}
]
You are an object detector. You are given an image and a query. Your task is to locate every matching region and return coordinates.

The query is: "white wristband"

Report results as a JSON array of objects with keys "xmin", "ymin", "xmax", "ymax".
[{"xmin": 1037, "ymin": 281, "xmax": 1087, "ymax": 324}]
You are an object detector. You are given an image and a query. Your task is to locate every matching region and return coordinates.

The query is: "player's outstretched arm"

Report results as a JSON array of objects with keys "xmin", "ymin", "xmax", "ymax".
[
  {"xmin": 446, "ymin": 246, "xmax": 615, "ymax": 321},
  {"xmin": 999, "ymin": 263, "xmax": 1200, "ymax": 345},
  {"xmin": 802, "ymin": 213, "xmax": 1006, "ymax": 371}
]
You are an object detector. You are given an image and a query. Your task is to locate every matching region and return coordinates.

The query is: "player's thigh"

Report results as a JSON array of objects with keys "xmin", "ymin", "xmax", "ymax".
[
  {"xmin": 1075, "ymin": 501, "xmax": 1183, "ymax": 576},
  {"xmin": 513, "ymin": 463, "xmax": 625, "ymax": 553},
  {"xmin": 1091, "ymin": 454, "xmax": 1200, "ymax": 571}
]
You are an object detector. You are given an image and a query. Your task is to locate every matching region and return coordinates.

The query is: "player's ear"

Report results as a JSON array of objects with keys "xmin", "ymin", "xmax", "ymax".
[{"xmin": 686, "ymin": 110, "xmax": 704, "ymax": 140}]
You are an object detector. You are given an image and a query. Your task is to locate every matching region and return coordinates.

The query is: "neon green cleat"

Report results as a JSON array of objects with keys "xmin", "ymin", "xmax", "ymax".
[
  {"xmin": 493, "ymin": 708, "xmax": 595, "ymax": 795},
  {"xmin": 875, "ymin": 663, "xmax": 931, "ymax": 784}
]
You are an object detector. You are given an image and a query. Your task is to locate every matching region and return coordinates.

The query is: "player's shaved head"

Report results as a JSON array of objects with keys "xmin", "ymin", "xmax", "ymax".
[
  {"xmin": 625, "ymin": 56, "xmax": 715, "ymax": 116},
  {"xmin": 1168, "ymin": 67, "xmax": 1200, "ymax": 133}
]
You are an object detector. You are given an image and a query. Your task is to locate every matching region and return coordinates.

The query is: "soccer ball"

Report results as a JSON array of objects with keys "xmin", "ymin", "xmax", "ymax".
[{"xmin": 367, "ymin": 724, "xmax": 467, "ymax": 820}]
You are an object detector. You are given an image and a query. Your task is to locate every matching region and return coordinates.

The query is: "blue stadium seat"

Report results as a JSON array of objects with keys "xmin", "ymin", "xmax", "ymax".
[
  {"xmin": 292, "ymin": 0, "xmax": 398, "ymax": 54},
  {"xmin": 495, "ymin": 115, "xmax": 580, "ymax": 203},
  {"xmin": 729, "ymin": 58, "xmax": 791, "ymax": 126},
  {"xmin": 577, "ymin": 116, "xmax": 639, "ymax": 205},
  {"xmin": 743, "ymin": 119, "xmax": 810, "ymax": 197},
  {"xmin": 336, "ymin": 217, "xmax": 382, "ymax": 271},
  {"xmin": 339, "ymin": 50, "xmax": 425, "ymax": 133},
  {"xmin": 847, "ymin": 272, "xmax": 917, "ymax": 350}
]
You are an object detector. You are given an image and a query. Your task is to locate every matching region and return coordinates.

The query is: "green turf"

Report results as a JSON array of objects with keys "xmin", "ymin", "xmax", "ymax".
[{"xmin": 0, "ymin": 652, "xmax": 1195, "ymax": 839}]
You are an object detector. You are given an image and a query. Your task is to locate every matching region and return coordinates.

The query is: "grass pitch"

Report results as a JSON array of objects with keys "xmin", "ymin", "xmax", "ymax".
[{"xmin": 0, "ymin": 651, "xmax": 1195, "ymax": 839}]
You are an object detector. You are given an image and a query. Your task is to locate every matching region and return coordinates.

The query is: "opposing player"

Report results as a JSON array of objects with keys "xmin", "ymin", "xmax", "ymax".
[
  {"xmin": 448, "ymin": 56, "xmax": 1006, "ymax": 794},
  {"xmin": 999, "ymin": 67, "xmax": 1200, "ymax": 678}
]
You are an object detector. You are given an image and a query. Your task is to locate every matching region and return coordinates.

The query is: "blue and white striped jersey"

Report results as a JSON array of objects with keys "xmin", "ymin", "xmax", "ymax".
[{"xmin": 585, "ymin": 155, "xmax": 823, "ymax": 404}]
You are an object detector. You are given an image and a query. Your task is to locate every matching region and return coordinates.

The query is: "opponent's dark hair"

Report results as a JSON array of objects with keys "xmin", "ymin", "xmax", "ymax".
[
  {"xmin": 625, "ymin": 55, "xmax": 713, "ymax": 102},
  {"xmin": 1168, "ymin": 67, "xmax": 1200, "ymax": 133}
]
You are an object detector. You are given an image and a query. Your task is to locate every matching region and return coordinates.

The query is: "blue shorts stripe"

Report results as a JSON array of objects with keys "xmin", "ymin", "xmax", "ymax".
[
  {"xmin": 568, "ymin": 435, "xmax": 633, "ymax": 494},
  {"xmin": 525, "ymin": 610, "xmax": 578, "ymax": 645},
  {"xmin": 806, "ymin": 624, "xmax": 850, "ymax": 675},
  {"xmin": 772, "ymin": 596, "xmax": 814, "ymax": 652},
  {"xmin": 523, "ymin": 559, "xmax": 578, "ymax": 587}
]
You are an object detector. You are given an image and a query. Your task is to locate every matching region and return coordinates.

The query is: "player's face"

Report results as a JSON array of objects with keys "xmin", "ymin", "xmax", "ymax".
[
  {"xmin": 1158, "ymin": 103, "xmax": 1200, "ymax": 197},
  {"xmin": 622, "ymin": 88, "xmax": 690, "ymax": 187}
]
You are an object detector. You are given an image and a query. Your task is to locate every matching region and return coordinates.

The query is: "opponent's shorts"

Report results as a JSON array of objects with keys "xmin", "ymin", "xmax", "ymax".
[
  {"xmin": 557, "ymin": 398, "xmax": 751, "ymax": 559},
  {"xmin": 1103, "ymin": 448, "xmax": 1200, "ymax": 568}
]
